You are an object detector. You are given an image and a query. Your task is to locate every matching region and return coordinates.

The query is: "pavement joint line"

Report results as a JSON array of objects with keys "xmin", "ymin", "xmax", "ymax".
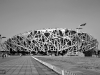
[
  {"xmin": 25, "ymin": 58, "xmax": 28, "ymax": 75},
  {"xmin": 29, "ymin": 60, "xmax": 34, "ymax": 75},
  {"xmin": 0, "ymin": 57, "xmax": 27, "ymax": 75},
  {"xmin": 32, "ymin": 56, "xmax": 77, "ymax": 75},
  {"xmin": 0, "ymin": 65, "xmax": 35, "ymax": 66},
  {"xmin": 16, "ymin": 60, "xmax": 26, "ymax": 75}
]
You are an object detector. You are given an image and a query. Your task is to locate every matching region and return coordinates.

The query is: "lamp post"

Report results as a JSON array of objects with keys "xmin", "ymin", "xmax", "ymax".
[
  {"xmin": 76, "ymin": 23, "xmax": 86, "ymax": 33},
  {"xmin": 76, "ymin": 27, "xmax": 83, "ymax": 33},
  {"xmin": 75, "ymin": 23, "xmax": 86, "ymax": 55}
]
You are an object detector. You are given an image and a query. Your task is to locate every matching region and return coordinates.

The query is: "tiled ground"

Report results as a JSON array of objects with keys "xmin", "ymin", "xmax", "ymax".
[{"xmin": 0, "ymin": 56, "xmax": 60, "ymax": 75}]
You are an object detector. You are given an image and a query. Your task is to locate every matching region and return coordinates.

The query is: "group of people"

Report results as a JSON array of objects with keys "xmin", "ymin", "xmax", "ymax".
[{"xmin": 1, "ymin": 53, "xmax": 7, "ymax": 59}]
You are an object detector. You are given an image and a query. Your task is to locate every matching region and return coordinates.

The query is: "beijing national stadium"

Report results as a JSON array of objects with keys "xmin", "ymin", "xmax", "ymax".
[{"xmin": 2, "ymin": 27, "xmax": 99, "ymax": 57}]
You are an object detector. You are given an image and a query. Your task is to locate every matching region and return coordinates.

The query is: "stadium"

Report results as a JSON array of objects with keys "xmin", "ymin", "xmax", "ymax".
[{"xmin": 2, "ymin": 27, "xmax": 99, "ymax": 57}]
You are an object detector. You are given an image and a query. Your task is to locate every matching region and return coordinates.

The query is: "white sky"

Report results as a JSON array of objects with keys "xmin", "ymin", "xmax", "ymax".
[{"xmin": 0, "ymin": 0, "xmax": 100, "ymax": 48}]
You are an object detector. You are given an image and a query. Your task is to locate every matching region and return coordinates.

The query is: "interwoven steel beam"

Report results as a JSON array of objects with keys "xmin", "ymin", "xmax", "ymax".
[{"xmin": 3, "ymin": 28, "xmax": 99, "ymax": 56}]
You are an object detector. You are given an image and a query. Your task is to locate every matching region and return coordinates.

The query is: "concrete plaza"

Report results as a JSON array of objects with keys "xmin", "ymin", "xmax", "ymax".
[{"xmin": 0, "ymin": 56, "xmax": 60, "ymax": 75}]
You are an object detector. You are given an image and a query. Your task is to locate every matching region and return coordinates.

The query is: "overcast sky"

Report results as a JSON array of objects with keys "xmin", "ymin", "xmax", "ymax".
[{"xmin": 0, "ymin": 0, "xmax": 100, "ymax": 48}]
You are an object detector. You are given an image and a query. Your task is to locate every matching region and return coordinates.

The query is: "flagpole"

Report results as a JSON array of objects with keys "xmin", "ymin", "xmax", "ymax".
[{"xmin": 76, "ymin": 23, "xmax": 86, "ymax": 55}]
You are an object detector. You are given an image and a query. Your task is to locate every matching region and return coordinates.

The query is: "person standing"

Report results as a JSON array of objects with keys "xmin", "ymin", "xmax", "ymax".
[{"xmin": 2, "ymin": 53, "xmax": 4, "ymax": 59}]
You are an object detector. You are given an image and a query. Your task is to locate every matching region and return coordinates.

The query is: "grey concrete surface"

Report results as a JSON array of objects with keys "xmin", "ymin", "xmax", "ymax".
[{"xmin": 0, "ymin": 56, "xmax": 60, "ymax": 75}]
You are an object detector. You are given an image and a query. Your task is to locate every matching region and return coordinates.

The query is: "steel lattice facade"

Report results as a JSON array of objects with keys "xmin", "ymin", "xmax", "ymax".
[{"xmin": 3, "ymin": 28, "xmax": 99, "ymax": 56}]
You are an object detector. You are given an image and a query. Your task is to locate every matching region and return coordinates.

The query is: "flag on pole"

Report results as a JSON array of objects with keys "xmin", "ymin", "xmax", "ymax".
[{"xmin": 80, "ymin": 23, "xmax": 86, "ymax": 26}]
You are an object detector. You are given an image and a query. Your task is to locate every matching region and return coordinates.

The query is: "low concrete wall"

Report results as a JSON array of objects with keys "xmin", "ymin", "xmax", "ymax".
[{"xmin": 32, "ymin": 56, "xmax": 77, "ymax": 75}]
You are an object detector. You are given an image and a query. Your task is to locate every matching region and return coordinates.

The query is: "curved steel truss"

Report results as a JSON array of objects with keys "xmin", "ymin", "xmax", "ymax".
[{"xmin": 3, "ymin": 28, "xmax": 99, "ymax": 55}]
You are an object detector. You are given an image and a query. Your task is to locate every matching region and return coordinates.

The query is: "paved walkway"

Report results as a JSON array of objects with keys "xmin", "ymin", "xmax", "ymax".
[
  {"xmin": 0, "ymin": 56, "xmax": 60, "ymax": 75},
  {"xmin": 0, "ymin": 56, "xmax": 20, "ymax": 64}
]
